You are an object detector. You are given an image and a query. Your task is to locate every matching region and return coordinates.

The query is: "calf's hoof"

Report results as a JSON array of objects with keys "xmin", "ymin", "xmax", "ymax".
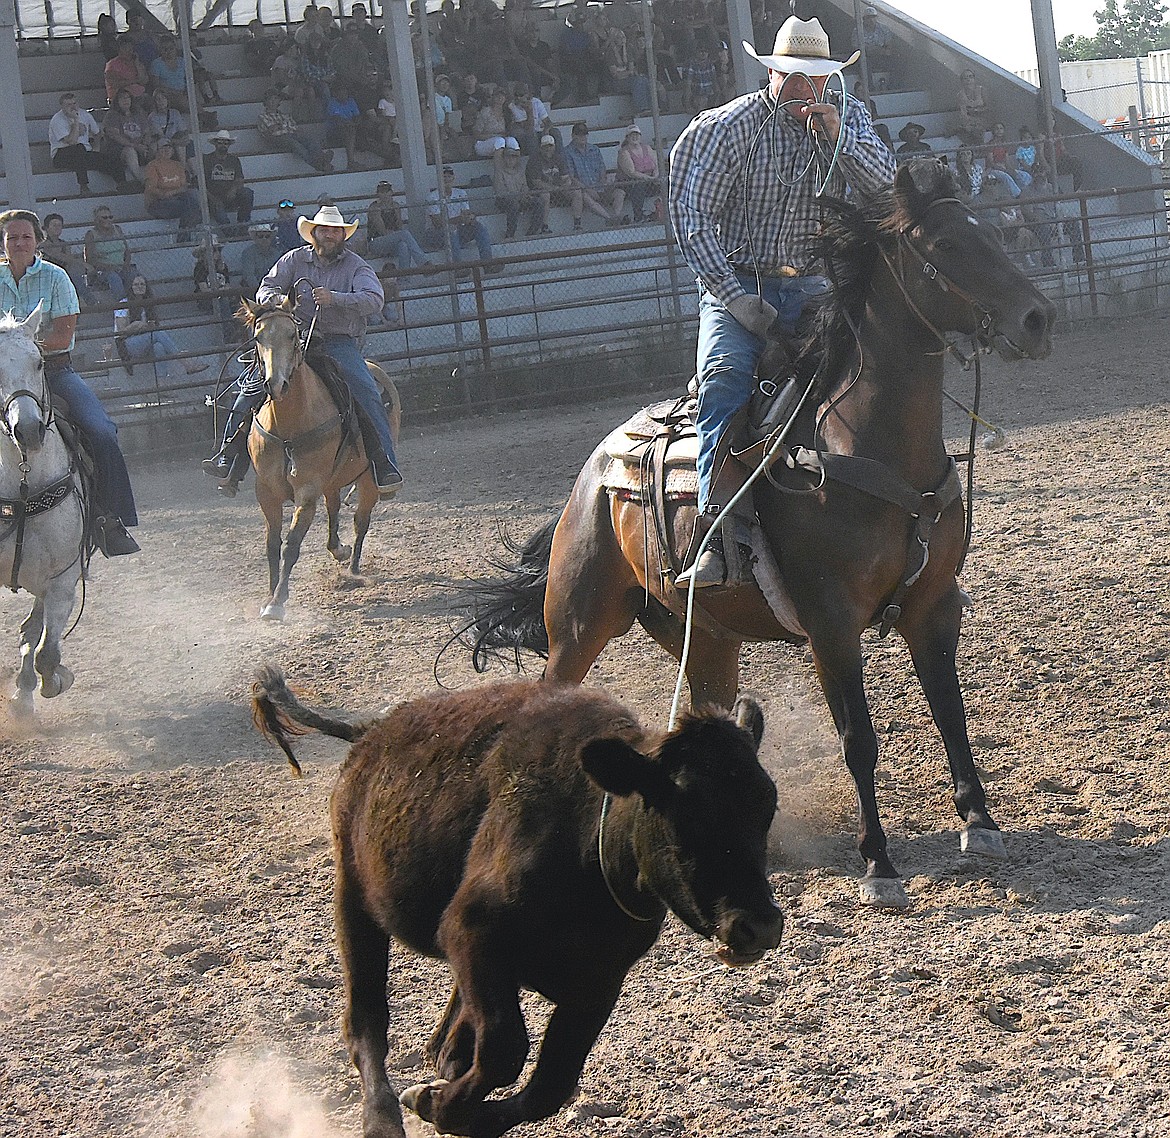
[
  {"xmin": 961, "ymin": 825, "xmax": 1007, "ymax": 859},
  {"xmin": 859, "ymin": 876, "xmax": 908, "ymax": 910},
  {"xmin": 40, "ymin": 665, "xmax": 74, "ymax": 698},
  {"xmin": 259, "ymin": 601, "xmax": 286, "ymax": 621},
  {"xmin": 400, "ymin": 1079, "xmax": 448, "ymax": 1123}
]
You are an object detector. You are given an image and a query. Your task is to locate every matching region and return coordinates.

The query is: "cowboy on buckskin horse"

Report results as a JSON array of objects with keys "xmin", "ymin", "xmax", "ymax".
[
  {"xmin": 669, "ymin": 15, "xmax": 895, "ymax": 588},
  {"xmin": 0, "ymin": 209, "xmax": 140, "ymax": 557},
  {"xmin": 202, "ymin": 204, "xmax": 403, "ymax": 498}
]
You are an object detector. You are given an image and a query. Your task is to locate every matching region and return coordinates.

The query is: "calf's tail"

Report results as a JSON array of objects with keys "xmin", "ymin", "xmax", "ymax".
[{"xmin": 251, "ymin": 665, "xmax": 369, "ymax": 777}]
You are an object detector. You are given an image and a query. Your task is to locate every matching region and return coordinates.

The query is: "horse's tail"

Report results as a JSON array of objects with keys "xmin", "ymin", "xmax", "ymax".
[
  {"xmin": 251, "ymin": 665, "xmax": 372, "ymax": 776},
  {"xmin": 452, "ymin": 517, "xmax": 558, "ymax": 673}
]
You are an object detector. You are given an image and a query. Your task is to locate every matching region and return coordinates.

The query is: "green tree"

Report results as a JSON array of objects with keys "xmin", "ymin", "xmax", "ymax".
[{"xmin": 1061, "ymin": 0, "xmax": 1170, "ymax": 59}]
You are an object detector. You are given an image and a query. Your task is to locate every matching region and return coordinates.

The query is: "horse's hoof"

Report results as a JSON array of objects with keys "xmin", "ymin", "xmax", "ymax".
[
  {"xmin": 330, "ymin": 543, "xmax": 352, "ymax": 563},
  {"xmin": 400, "ymin": 1080, "xmax": 447, "ymax": 1122},
  {"xmin": 259, "ymin": 602, "xmax": 285, "ymax": 621},
  {"xmin": 961, "ymin": 825, "xmax": 1007, "ymax": 859},
  {"xmin": 40, "ymin": 666, "xmax": 74, "ymax": 698},
  {"xmin": 9, "ymin": 691, "xmax": 34, "ymax": 719},
  {"xmin": 859, "ymin": 876, "xmax": 909, "ymax": 910}
]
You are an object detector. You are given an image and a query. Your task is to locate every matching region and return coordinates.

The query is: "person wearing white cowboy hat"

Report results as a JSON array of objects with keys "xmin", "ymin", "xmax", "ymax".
[
  {"xmin": 203, "ymin": 128, "xmax": 254, "ymax": 232},
  {"xmin": 202, "ymin": 203, "xmax": 403, "ymax": 497},
  {"xmin": 668, "ymin": 15, "xmax": 894, "ymax": 589}
]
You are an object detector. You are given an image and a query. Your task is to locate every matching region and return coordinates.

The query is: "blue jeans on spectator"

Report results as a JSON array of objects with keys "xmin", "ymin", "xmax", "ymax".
[
  {"xmin": 694, "ymin": 273, "xmax": 830, "ymax": 510},
  {"xmin": 147, "ymin": 191, "xmax": 201, "ymax": 237},
  {"xmin": 47, "ymin": 360, "xmax": 137, "ymax": 526},
  {"xmin": 208, "ymin": 186, "xmax": 254, "ymax": 226},
  {"xmin": 272, "ymin": 131, "xmax": 327, "ymax": 169},
  {"xmin": 319, "ymin": 335, "xmax": 399, "ymax": 474},
  {"xmin": 369, "ymin": 229, "xmax": 430, "ymax": 270},
  {"xmin": 89, "ymin": 267, "xmax": 126, "ymax": 302},
  {"xmin": 421, "ymin": 219, "xmax": 493, "ymax": 263},
  {"xmin": 122, "ymin": 330, "xmax": 183, "ymax": 373}
]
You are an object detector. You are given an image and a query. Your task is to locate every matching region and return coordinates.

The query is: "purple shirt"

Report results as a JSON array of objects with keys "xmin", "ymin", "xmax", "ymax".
[{"xmin": 257, "ymin": 245, "xmax": 383, "ymax": 340}]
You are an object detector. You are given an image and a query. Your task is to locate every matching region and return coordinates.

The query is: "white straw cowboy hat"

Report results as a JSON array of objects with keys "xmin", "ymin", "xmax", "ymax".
[
  {"xmin": 297, "ymin": 203, "xmax": 359, "ymax": 241},
  {"xmin": 742, "ymin": 16, "xmax": 860, "ymax": 76}
]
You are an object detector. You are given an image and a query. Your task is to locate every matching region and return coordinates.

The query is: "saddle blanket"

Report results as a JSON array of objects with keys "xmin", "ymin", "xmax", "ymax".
[{"xmin": 602, "ymin": 398, "xmax": 700, "ymax": 501}]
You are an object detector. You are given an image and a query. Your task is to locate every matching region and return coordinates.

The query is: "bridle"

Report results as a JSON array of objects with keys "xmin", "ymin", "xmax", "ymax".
[
  {"xmin": 251, "ymin": 306, "xmax": 304, "ymax": 391},
  {"xmin": 882, "ymin": 196, "xmax": 997, "ymax": 370}
]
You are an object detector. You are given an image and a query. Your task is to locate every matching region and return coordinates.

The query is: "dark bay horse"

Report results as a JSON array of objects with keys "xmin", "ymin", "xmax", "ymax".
[
  {"xmin": 461, "ymin": 162, "xmax": 1055, "ymax": 908},
  {"xmin": 238, "ymin": 297, "xmax": 401, "ymax": 621}
]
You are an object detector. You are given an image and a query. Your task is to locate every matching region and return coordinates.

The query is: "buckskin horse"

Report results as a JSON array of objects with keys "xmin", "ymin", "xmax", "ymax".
[
  {"xmin": 237, "ymin": 296, "xmax": 401, "ymax": 621},
  {"xmin": 0, "ymin": 306, "xmax": 85, "ymax": 717},
  {"xmin": 460, "ymin": 162, "xmax": 1056, "ymax": 909}
]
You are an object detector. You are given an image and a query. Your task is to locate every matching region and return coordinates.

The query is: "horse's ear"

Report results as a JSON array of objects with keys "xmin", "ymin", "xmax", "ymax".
[
  {"xmin": 279, "ymin": 293, "xmax": 295, "ymax": 312},
  {"xmin": 893, "ymin": 159, "xmax": 954, "ymax": 224},
  {"xmin": 19, "ymin": 301, "xmax": 44, "ymax": 340},
  {"xmin": 240, "ymin": 297, "xmax": 261, "ymax": 318}
]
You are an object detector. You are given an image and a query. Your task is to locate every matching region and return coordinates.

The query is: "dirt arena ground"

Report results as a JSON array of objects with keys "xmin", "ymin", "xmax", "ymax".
[{"xmin": 2, "ymin": 311, "xmax": 1169, "ymax": 1138}]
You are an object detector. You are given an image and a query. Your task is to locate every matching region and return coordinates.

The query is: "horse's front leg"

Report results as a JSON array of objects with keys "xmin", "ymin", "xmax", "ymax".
[
  {"xmin": 34, "ymin": 570, "xmax": 79, "ymax": 699},
  {"xmin": 349, "ymin": 474, "xmax": 379, "ymax": 575},
  {"xmin": 325, "ymin": 487, "xmax": 352, "ymax": 563},
  {"xmin": 900, "ymin": 586, "xmax": 1005, "ymax": 859},
  {"xmin": 268, "ymin": 495, "xmax": 319, "ymax": 618},
  {"xmin": 256, "ymin": 488, "xmax": 287, "ymax": 620},
  {"xmin": 810, "ymin": 630, "xmax": 905, "ymax": 909},
  {"xmin": 11, "ymin": 598, "xmax": 44, "ymax": 718}
]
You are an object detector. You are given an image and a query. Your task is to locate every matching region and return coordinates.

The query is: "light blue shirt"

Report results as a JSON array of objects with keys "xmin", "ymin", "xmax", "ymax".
[{"xmin": 0, "ymin": 256, "xmax": 80, "ymax": 354}]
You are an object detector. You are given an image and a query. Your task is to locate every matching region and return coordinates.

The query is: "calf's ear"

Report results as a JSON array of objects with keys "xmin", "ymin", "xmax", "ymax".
[
  {"xmin": 580, "ymin": 738, "xmax": 670, "ymax": 800},
  {"xmin": 732, "ymin": 696, "xmax": 764, "ymax": 750}
]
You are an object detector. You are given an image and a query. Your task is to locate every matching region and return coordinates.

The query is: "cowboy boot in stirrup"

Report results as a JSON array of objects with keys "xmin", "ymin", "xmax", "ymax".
[{"xmin": 675, "ymin": 460, "xmax": 756, "ymax": 590}]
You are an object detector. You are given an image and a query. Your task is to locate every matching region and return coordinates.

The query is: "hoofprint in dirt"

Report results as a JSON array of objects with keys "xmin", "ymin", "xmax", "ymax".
[{"xmin": 1, "ymin": 313, "xmax": 1168, "ymax": 1138}]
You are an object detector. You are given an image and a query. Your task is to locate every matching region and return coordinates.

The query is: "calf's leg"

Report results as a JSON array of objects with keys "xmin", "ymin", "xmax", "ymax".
[
  {"xmin": 428, "ymin": 984, "xmax": 476, "ymax": 1081},
  {"xmin": 335, "ymin": 865, "xmax": 406, "ymax": 1138}
]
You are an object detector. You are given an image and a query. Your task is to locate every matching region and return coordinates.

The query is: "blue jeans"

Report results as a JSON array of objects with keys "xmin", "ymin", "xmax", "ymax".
[
  {"xmin": 209, "ymin": 186, "xmax": 254, "ymax": 225},
  {"xmin": 123, "ymin": 330, "xmax": 182, "ymax": 371},
  {"xmin": 47, "ymin": 361, "xmax": 137, "ymax": 526},
  {"xmin": 422, "ymin": 220, "xmax": 493, "ymax": 263},
  {"xmin": 369, "ymin": 229, "xmax": 430, "ymax": 270},
  {"xmin": 320, "ymin": 336, "xmax": 399, "ymax": 473},
  {"xmin": 147, "ymin": 191, "xmax": 201, "ymax": 233},
  {"xmin": 694, "ymin": 273, "xmax": 830, "ymax": 510}
]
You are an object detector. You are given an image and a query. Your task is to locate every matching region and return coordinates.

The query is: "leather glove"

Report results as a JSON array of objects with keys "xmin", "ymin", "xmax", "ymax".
[{"xmin": 725, "ymin": 294, "xmax": 780, "ymax": 341}]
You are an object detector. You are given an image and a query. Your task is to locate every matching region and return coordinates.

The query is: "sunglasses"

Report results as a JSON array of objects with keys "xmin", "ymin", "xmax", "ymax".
[{"xmin": 279, "ymin": 201, "xmax": 294, "ymax": 208}]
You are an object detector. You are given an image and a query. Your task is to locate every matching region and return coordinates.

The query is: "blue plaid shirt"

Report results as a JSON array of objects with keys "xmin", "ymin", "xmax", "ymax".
[
  {"xmin": 0, "ymin": 256, "xmax": 80, "ymax": 354},
  {"xmin": 669, "ymin": 88, "xmax": 896, "ymax": 307}
]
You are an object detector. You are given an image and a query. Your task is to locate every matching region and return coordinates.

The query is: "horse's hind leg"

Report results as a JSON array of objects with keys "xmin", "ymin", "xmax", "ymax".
[
  {"xmin": 900, "ymin": 590, "xmax": 1005, "ymax": 859},
  {"xmin": 325, "ymin": 487, "xmax": 352, "ymax": 563},
  {"xmin": 637, "ymin": 600, "xmax": 741, "ymax": 710},
  {"xmin": 349, "ymin": 475, "xmax": 378, "ymax": 575},
  {"xmin": 11, "ymin": 599, "xmax": 44, "ymax": 718},
  {"xmin": 35, "ymin": 572, "xmax": 78, "ymax": 699}
]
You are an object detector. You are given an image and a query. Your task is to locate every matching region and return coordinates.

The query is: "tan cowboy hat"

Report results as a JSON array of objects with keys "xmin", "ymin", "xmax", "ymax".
[
  {"xmin": 297, "ymin": 203, "xmax": 359, "ymax": 241},
  {"xmin": 742, "ymin": 16, "xmax": 860, "ymax": 76}
]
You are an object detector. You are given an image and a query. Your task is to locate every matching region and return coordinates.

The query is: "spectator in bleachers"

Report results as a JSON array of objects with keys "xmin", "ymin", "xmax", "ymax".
[
  {"xmin": 493, "ymin": 137, "xmax": 542, "ymax": 237},
  {"xmin": 143, "ymin": 137, "xmax": 200, "ymax": 243},
  {"xmin": 894, "ymin": 121, "xmax": 931, "ymax": 162},
  {"xmin": 525, "ymin": 133, "xmax": 573, "ymax": 234},
  {"xmin": 125, "ymin": 10, "xmax": 160, "ymax": 71},
  {"xmin": 433, "ymin": 74, "xmax": 456, "ymax": 143},
  {"xmin": 189, "ymin": 37, "xmax": 224, "ymax": 108},
  {"xmin": 300, "ymin": 31, "xmax": 336, "ymax": 110},
  {"xmin": 330, "ymin": 24, "xmax": 381, "ymax": 111},
  {"xmin": 149, "ymin": 36, "xmax": 194, "ymax": 113},
  {"xmin": 507, "ymin": 81, "xmax": 552, "ymax": 155},
  {"xmin": 203, "ymin": 131, "xmax": 254, "ymax": 232},
  {"xmin": 563, "ymin": 121, "xmax": 625, "ymax": 230},
  {"xmin": 243, "ymin": 19, "xmax": 282, "ymax": 75},
  {"xmin": 325, "ymin": 84, "xmax": 364, "ymax": 171},
  {"xmin": 1042, "ymin": 128, "xmax": 1084, "ymax": 192},
  {"xmin": 616, "ymin": 125, "xmax": 660, "ymax": 222},
  {"xmin": 367, "ymin": 81, "xmax": 401, "ymax": 163},
  {"xmin": 97, "ymin": 12, "xmax": 119, "ymax": 61},
  {"xmin": 101, "ymin": 88, "xmax": 155, "ymax": 189},
  {"xmin": 147, "ymin": 89, "xmax": 190, "ymax": 156},
  {"xmin": 49, "ymin": 93, "xmax": 124, "ymax": 195},
  {"xmin": 348, "ymin": 3, "xmax": 383, "ymax": 57},
  {"xmin": 238, "ymin": 224, "xmax": 283, "ymax": 297},
  {"xmin": 274, "ymin": 198, "xmax": 302, "ymax": 252},
  {"xmin": 1015, "ymin": 126, "xmax": 1047, "ymax": 187},
  {"xmin": 515, "ymin": 18, "xmax": 559, "ymax": 95},
  {"xmin": 259, "ymin": 90, "xmax": 334, "ymax": 173},
  {"xmin": 557, "ymin": 11, "xmax": 600, "ymax": 106},
  {"xmin": 1020, "ymin": 174, "xmax": 1058, "ymax": 268},
  {"xmin": 193, "ymin": 234, "xmax": 238, "ymax": 339},
  {"xmin": 954, "ymin": 145, "xmax": 983, "ymax": 202},
  {"xmin": 318, "ymin": 6, "xmax": 341, "ymax": 41},
  {"xmin": 957, "ymin": 67, "xmax": 989, "ymax": 146},
  {"xmin": 0, "ymin": 210, "xmax": 139, "ymax": 556},
  {"xmin": 473, "ymin": 87, "xmax": 513, "ymax": 157},
  {"xmin": 84, "ymin": 205, "xmax": 135, "ymax": 301},
  {"xmin": 41, "ymin": 213, "xmax": 97, "ymax": 308},
  {"xmin": 295, "ymin": 4, "xmax": 322, "ymax": 47},
  {"xmin": 851, "ymin": 6, "xmax": 895, "ymax": 79},
  {"xmin": 685, "ymin": 44, "xmax": 718, "ymax": 112},
  {"xmin": 458, "ymin": 71, "xmax": 486, "ymax": 123},
  {"xmin": 367, "ymin": 181, "xmax": 431, "ymax": 269},
  {"xmin": 104, "ymin": 35, "xmax": 148, "ymax": 107},
  {"xmin": 271, "ymin": 39, "xmax": 309, "ymax": 106},
  {"xmin": 114, "ymin": 273, "xmax": 209, "ymax": 379},
  {"xmin": 603, "ymin": 21, "xmax": 635, "ymax": 94},
  {"xmin": 986, "ymin": 121, "xmax": 1025, "ymax": 195},
  {"xmin": 423, "ymin": 165, "xmax": 494, "ymax": 263}
]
